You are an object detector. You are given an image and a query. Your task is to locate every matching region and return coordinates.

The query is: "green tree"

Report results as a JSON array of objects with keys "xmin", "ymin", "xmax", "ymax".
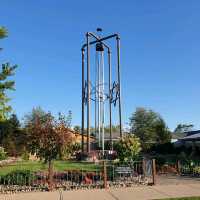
[
  {"xmin": 66, "ymin": 110, "xmax": 72, "ymax": 128},
  {"xmin": 0, "ymin": 27, "xmax": 17, "ymax": 120},
  {"xmin": 73, "ymin": 125, "xmax": 81, "ymax": 133},
  {"xmin": 174, "ymin": 123, "xmax": 194, "ymax": 133},
  {"xmin": 0, "ymin": 147, "xmax": 7, "ymax": 160},
  {"xmin": 0, "ymin": 63, "xmax": 17, "ymax": 120},
  {"xmin": 129, "ymin": 107, "xmax": 171, "ymax": 151},
  {"xmin": 0, "ymin": 114, "xmax": 26, "ymax": 156},
  {"xmin": 114, "ymin": 135, "xmax": 141, "ymax": 161},
  {"xmin": 154, "ymin": 118, "xmax": 171, "ymax": 144},
  {"xmin": 0, "ymin": 27, "xmax": 8, "ymax": 39}
]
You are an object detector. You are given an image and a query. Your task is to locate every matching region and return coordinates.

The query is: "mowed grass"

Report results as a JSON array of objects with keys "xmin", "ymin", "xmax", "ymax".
[{"xmin": 0, "ymin": 161, "xmax": 101, "ymax": 176}]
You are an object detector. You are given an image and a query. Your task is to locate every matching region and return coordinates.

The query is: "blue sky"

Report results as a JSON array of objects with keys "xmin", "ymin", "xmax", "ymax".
[{"xmin": 0, "ymin": 0, "xmax": 200, "ymax": 130}]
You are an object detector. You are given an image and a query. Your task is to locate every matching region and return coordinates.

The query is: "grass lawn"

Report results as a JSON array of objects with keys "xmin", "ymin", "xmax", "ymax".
[
  {"xmin": 0, "ymin": 160, "xmax": 101, "ymax": 175},
  {"xmin": 156, "ymin": 197, "xmax": 200, "ymax": 200}
]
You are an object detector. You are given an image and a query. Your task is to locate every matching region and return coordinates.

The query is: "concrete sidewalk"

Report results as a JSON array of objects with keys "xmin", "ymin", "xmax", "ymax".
[{"xmin": 1, "ymin": 184, "xmax": 200, "ymax": 200}]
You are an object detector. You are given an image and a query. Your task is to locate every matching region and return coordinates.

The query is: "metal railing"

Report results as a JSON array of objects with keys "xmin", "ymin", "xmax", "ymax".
[{"xmin": 0, "ymin": 160, "xmax": 153, "ymax": 193}]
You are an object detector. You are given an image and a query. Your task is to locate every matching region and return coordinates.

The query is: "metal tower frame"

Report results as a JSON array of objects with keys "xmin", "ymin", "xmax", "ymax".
[{"xmin": 81, "ymin": 30, "xmax": 122, "ymax": 154}]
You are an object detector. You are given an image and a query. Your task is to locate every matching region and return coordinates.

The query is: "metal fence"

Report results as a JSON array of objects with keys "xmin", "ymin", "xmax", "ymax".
[
  {"xmin": 180, "ymin": 162, "xmax": 200, "ymax": 177},
  {"xmin": 106, "ymin": 161, "xmax": 150, "ymax": 187},
  {"xmin": 0, "ymin": 160, "xmax": 153, "ymax": 193}
]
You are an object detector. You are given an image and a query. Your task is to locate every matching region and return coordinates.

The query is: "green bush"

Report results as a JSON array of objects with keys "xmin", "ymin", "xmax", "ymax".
[
  {"xmin": 155, "ymin": 155, "xmax": 166, "ymax": 167},
  {"xmin": 114, "ymin": 135, "xmax": 141, "ymax": 162},
  {"xmin": 21, "ymin": 151, "xmax": 29, "ymax": 161},
  {"xmin": 0, "ymin": 170, "xmax": 36, "ymax": 185},
  {"xmin": 0, "ymin": 147, "xmax": 7, "ymax": 160}
]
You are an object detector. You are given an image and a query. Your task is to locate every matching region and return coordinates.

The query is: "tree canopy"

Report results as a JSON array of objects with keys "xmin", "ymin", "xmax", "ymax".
[
  {"xmin": 0, "ymin": 27, "xmax": 17, "ymax": 121},
  {"xmin": 0, "ymin": 114, "xmax": 26, "ymax": 156},
  {"xmin": 25, "ymin": 107, "xmax": 73, "ymax": 162},
  {"xmin": 0, "ymin": 27, "xmax": 8, "ymax": 40},
  {"xmin": 129, "ymin": 107, "xmax": 171, "ymax": 151},
  {"xmin": 174, "ymin": 123, "xmax": 194, "ymax": 133},
  {"xmin": 24, "ymin": 107, "xmax": 73, "ymax": 186}
]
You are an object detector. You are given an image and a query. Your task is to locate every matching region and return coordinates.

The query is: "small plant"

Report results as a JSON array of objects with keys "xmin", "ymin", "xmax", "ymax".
[
  {"xmin": 0, "ymin": 147, "xmax": 7, "ymax": 160},
  {"xmin": 193, "ymin": 166, "xmax": 200, "ymax": 174},
  {"xmin": 21, "ymin": 151, "xmax": 29, "ymax": 161},
  {"xmin": 0, "ymin": 170, "xmax": 36, "ymax": 185}
]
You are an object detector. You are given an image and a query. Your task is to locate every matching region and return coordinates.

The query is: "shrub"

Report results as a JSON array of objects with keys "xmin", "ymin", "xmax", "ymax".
[
  {"xmin": 0, "ymin": 170, "xmax": 36, "ymax": 185},
  {"xmin": 155, "ymin": 155, "xmax": 166, "ymax": 167},
  {"xmin": 114, "ymin": 135, "xmax": 141, "ymax": 162},
  {"xmin": 0, "ymin": 147, "xmax": 7, "ymax": 160},
  {"xmin": 21, "ymin": 151, "xmax": 29, "ymax": 161},
  {"xmin": 193, "ymin": 166, "xmax": 200, "ymax": 174}
]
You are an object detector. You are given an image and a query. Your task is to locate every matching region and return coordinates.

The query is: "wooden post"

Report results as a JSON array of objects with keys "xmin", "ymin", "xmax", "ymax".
[
  {"xmin": 152, "ymin": 159, "xmax": 156, "ymax": 185},
  {"xmin": 142, "ymin": 159, "xmax": 146, "ymax": 178},
  {"xmin": 48, "ymin": 160, "xmax": 53, "ymax": 190},
  {"xmin": 103, "ymin": 161, "xmax": 108, "ymax": 189},
  {"xmin": 177, "ymin": 160, "xmax": 181, "ymax": 175}
]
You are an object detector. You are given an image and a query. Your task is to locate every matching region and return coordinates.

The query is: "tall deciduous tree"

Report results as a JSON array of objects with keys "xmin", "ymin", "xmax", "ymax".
[
  {"xmin": 25, "ymin": 108, "xmax": 73, "ymax": 187},
  {"xmin": 129, "ymin": 107, "xmax": 171, "ymax": 151}
]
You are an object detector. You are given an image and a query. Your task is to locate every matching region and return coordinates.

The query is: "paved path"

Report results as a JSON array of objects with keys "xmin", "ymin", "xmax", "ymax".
[
  {"xmin": 157, "ymin": 174, "xmax": 200, "ymax": 185},
  {"xmin": 1, "ymin": 184, "xmax": 200, "ymax": 200}
]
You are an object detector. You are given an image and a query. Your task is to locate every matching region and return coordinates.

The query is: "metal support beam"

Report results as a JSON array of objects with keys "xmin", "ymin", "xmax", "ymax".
[
  {"xmin": 81, "ymin": 34, "xmax": 118, "ymax": 50},
  {"xmin": 108, "ymin": 50, "xmax": 113, "ymax": 150},
  {"xmin": 116, "ymin": 36, "xmax": 123, "ymax": 138},
  {"xmin": 81, "ymin": 48, "xmax": 85, "ymax": 153},
  {"xmin": 86, "ymin": 32, "xmax": 91, "ymax": 153}
]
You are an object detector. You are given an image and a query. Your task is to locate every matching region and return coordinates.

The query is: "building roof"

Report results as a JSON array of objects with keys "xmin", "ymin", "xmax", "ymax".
[
  {"xmin": 172, "ymin": 130, "xmax": 200, "ymax": 141},
  {"xmin": 184, "ymin": 130, "xmax": 200, "ymax": 136},
  {"xmin": 180, "ymin": 132, "xmax": 200, "ymax": 141}
]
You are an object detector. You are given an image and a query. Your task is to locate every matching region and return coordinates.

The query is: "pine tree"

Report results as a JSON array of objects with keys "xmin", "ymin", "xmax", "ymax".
[
  {"xmin": 0, "ymin": 27, "xmax": 17, "ymax": 120},
  {"xmin": 0, "ymin": 27, "xmax": 8, "ymax": 39}
]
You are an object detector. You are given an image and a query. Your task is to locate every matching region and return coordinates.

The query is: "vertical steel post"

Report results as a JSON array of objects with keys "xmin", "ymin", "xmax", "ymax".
[
  {"xmin": 152, "ymin": 159, "xmax": 156, "ymax": 185},
  {"xmin": 116, "ymin": 36, "xmax": 123, "ymax": 138},
  {"xmin": 86, "ymin": 33, "xmax": 91, "ymax": 153},
  {"xmin": 81, "ymin": 48, "xmax": 85, "ymax": 153},
  {"xmin": 108, "ymin": 50, "xmax": 113, "ymax": 150}
]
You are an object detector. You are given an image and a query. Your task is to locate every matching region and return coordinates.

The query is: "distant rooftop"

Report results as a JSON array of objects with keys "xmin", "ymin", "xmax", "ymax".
[
  {"xmin": 179, "ymin": 130, "xmax": 200, "ymax": 141},
  {"xmin": 184, "ymin": 130, "xmax": 200, "ymax": 136}
]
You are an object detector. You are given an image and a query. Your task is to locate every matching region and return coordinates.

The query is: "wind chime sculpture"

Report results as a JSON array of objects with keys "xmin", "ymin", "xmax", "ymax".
[{"xmin": 81, "ymin": 29, "xmax": 122, "ymax": 155}]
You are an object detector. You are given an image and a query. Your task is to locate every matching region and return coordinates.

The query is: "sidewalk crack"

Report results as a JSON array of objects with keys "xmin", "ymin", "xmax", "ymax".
[
  {"xmin": 106, "ymin": 190, "xmax": 120, "ymax": 200},
  {"xmin": 151, "ymin": 187, "xmax": 172, "ymax": 199}
]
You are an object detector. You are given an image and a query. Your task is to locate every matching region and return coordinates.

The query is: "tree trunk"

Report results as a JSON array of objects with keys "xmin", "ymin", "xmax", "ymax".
[{"xmin": 48, "ymin": 160, "xmax": 53, "ymax": 190}]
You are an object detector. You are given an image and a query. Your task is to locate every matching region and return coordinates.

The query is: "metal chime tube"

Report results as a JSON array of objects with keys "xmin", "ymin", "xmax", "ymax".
[
  {"xmin": 101, "ymin": 51, "xmax": 105, "ymax": 155},
  {"xmin": 108, "ymin": 50, "xmax": 113, "ymax": 150},
  {"xmin": 95, "ymin": 53, "xmax": 97, "ymax": 146},
  {"xmin": 98, "ymin": 52, "xmax": 101, "ymax": 147},
  {"xmin": 95, "ymin": 48, "xmax": 105, "ymax": 154}
]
